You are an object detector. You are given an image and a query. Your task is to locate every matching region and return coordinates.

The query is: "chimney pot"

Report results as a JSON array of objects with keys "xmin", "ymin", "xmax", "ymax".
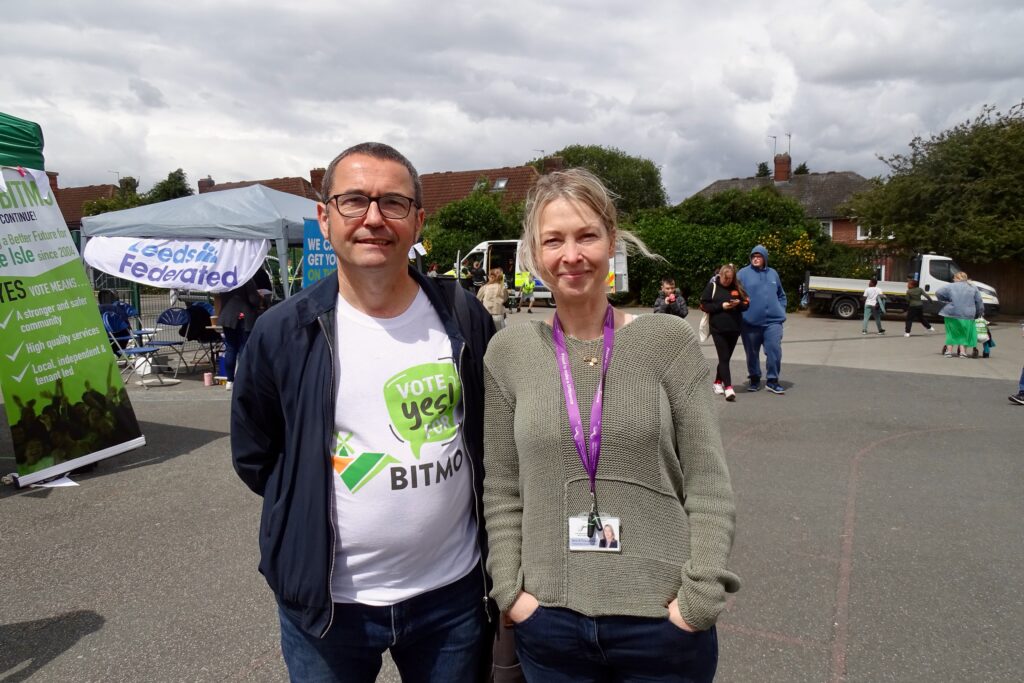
[
  {"xmin": 310, "ymin": 168, "xmax": 326, "ymax": 199},
  {"xmin": 773, "ymin": 153, "xmax": 792, "ymax": 183},
  {"xmin": 198, "ymin": 175, "xmax": 215, "ymax": 193}
]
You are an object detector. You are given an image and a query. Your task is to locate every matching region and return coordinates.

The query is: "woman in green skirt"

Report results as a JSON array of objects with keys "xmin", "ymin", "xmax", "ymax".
[{"xmin": 936, "ymin": 271, "xmax": 983, "ymax": 358}]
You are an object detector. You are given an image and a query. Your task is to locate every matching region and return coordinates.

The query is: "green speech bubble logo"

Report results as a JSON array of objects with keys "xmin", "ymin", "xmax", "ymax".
[{"xmin": 383, "ymin": 362, "xmax": 461, "ymax": 459}]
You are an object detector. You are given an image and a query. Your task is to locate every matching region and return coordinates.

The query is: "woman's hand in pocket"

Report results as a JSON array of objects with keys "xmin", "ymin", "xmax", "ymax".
[
  {"xmin": 508, "ymin": 591, "xmax": 540, "ymax": 625},
  {"xmin": 667, "ymin": 598, "xmax": 697, "ymax": 632}
]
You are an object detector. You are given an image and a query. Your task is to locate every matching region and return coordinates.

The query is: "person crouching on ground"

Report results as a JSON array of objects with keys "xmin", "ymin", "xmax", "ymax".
[{"xmin": 700, "ymin": 263, "xmax": 749, "ymax": 402}]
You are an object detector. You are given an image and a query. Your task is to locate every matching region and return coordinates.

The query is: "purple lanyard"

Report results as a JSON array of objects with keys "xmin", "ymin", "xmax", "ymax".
[{"xmin": 551, "ymin": 305, "xmax": 615, "ymax": 495}]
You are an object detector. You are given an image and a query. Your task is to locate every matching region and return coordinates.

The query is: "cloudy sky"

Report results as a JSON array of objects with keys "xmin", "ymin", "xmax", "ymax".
[{"xmin": 4, "ymin": 0, "xmax": 1023, "ymax": 203}]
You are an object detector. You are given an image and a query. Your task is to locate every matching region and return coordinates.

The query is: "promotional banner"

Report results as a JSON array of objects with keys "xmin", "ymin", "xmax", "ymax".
[
  {"xmin": 302, "ymin": 218, "xmax": 336, "ymax": 289},
  {"xmin": 83, "ymin": 236, "xmax": 270, "ymax": 292},
  {"xmin": 0, "ymin": 167, "xmax": 145, "ymax": 487}
]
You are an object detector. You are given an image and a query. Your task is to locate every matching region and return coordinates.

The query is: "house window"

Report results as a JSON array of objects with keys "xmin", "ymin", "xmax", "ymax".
[
  {"xmin": 857, "ymin": 224, "xmax": 894, "ymax": 240},
  {"xmin": 873, "ymin": 264, "xmax": 887, "ymax": 281},
  {"xmin": 819, "ymin": 220, "xmax": 833, "ymax": 239},
  {"xmin": 492, "ymin": 177, "xmax": 509, "ymax": 191}
]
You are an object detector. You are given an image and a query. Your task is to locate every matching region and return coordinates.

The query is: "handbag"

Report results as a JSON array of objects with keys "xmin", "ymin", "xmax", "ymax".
[{"xmin": 698, "ymin": 282, "xmax": 715, "ymax": 343}]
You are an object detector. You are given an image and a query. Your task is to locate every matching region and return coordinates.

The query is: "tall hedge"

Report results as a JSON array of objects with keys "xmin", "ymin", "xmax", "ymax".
[{"xmin": 625, "ymin": 187, "xmax": 827, "ymax": 307}]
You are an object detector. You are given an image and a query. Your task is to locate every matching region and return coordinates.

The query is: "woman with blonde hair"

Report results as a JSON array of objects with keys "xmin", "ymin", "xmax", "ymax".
[
  {"xmin": 700, "ymin": 263, "xmax": 749, "ymax": 401},
  {"xmin": 936, "ymin": 270, "xmax": 983, "ymax": 358},
  {"xmin": 482, "ymin": 168, "xmax": 739, "ymax": 682},
  {"xmin": 477, "ymin": 266, "xmax": 509, "ymax": 331}
]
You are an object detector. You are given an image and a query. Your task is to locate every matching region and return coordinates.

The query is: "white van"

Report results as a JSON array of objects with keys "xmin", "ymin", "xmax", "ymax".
[{"xmin": 458, "ymin": 239, "xmax": 629, "ymax": 304}]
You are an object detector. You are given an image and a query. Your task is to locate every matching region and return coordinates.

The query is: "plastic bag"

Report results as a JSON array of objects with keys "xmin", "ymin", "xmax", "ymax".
[{"xmin": 975, "ymin": 318, "xmax": 989, "ymax": 344}]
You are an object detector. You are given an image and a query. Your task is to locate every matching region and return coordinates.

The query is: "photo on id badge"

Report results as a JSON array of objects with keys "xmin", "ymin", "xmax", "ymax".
[{"xmin": 569, "ymin": 515, "xmax": 621, "ymax": 552}]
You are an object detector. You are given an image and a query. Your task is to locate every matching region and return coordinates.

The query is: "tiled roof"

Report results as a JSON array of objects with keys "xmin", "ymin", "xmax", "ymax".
[
  {"xmin": 209, "ymin": 177, "xmax": 320, "ymax": 201},
  {"xmin": 693, "ymin": 171, "xmax": 873, "ymax": 219},
  {"xmin": 420, "ymin": 165, "xmax": 540, "ymax": 217},
  {"xmin": 54, "ymin": 184, "xmax": 118, "ymax": 228}
]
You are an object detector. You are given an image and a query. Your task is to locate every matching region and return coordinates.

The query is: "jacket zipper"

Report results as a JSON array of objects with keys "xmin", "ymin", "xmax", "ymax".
[
  {"xmin": 318, "ymin": 315, "xmax": 338, "ymax": 638},
  {"xmin": 456, "ymin": 340, "xmax": 493, "ymax": 624}
]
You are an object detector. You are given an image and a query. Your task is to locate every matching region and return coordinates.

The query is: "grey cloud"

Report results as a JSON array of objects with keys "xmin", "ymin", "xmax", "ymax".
[{"xmin": 129, "ymin": 78, "xmax": 167, "ymax": 108}]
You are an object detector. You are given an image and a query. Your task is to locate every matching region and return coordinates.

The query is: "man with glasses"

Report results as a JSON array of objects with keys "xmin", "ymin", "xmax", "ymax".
[
  {"xmin": 737, "ymin": 244, "xmax": 788, "ymax": 394},
  {"xmin": 232, "ymin": 142, "xmax": 496, "ymax": 681}
]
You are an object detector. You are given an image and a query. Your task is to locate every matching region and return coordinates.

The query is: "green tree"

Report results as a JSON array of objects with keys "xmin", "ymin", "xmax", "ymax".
[
  {"xmin": 625, "ymin": 187, "xmax": 824, "ymax": 307},
  {"xmin": 147, "ymin": 168, "xmax": 193, "ymax": 203},
  {"xmin": 83, "ymin": 169, "xmax": 194, "ymax": 216},
  {"xmin": 755, "ymin": 161, "xmax": 770, "ymax": 177},
  {"xmin": 83, "ymin": 175, "xmax": 145, "ymax": 215},
  {"xmin": 421, "ymin": 184, "xmax": 523, "ymax": 271},
  {"xmin": 845, "ymin": 103, "xmax": 1024, "ymax": 261},
  {"xmin": 534, "ymin": 145, "xmax": 667, "ymax": 214},
  {"xmin": 794, "ymin": 162, "xmax": 810, "ymax": 175}
]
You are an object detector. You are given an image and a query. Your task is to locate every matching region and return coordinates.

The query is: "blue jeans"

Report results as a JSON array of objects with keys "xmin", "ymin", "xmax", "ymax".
[
  {"xmin": 222, "ymin": 327, "xmax": 249, "ymax": 382},
  {"xmin": 278, "ymin": 569, "xmax": 489, "ymax": 683},
  {"xmin": 862, "ymin": 305, "xmax": 883, "ymax": 333},
  {"xmin": 741, "ymin": 321, "xmax": 783, "ymax": 382},
  {"xmin": 513, "ymin": 606, "xmax": 718, "ymax": 682},
  {"xmin": 1018, "ymin": 366, "xmax": 1024, "ymax": 394}
]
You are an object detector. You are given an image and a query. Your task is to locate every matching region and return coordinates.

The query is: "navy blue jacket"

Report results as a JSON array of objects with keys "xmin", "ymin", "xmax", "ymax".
[{"xmin": 231, "ymin": 268, "xmax": 495, "ymax": 637}]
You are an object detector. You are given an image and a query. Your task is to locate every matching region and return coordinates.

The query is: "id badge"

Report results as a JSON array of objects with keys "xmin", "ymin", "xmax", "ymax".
[{"xmin": 568, "ymin": 515, "xmax": 621, "ymax": 552}]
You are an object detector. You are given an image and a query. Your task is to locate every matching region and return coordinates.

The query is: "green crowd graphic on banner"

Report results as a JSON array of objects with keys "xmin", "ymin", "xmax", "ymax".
[{"xmin": 0, "ymin": 167, "xmax": 145, "ymax": 487}]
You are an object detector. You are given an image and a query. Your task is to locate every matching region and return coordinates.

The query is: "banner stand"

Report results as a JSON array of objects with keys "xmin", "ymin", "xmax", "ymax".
[
  {"xmin": 7, "ymin": 436, "xmax": 146, "ymax": 488},
  {"xmin": 1, "ymin": 166, "xmax": 147, "ymax": 486}
]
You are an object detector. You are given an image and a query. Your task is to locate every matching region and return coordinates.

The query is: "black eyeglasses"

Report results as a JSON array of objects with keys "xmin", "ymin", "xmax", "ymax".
[{"xmin": 327, "ymin": 193, "xmax": 418, "ymax": 219}]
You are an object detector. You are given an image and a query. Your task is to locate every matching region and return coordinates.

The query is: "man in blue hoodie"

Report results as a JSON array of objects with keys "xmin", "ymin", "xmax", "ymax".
[{"xmin": 737, "ymin": 245, "xmax": 787, "ymax": 394}]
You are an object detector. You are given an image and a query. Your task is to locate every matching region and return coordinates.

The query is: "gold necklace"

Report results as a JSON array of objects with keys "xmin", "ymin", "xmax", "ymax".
[{"xmin": 583, "ymin": 355, "xmax": 599, "ymax": 367}]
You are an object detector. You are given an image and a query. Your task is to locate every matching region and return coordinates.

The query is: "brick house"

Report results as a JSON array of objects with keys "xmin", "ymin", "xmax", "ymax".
[
  {"xmin": 49, "ymin": 172, "xmax": 119, "ymax": 231},
  {"xmin": 694, "ymin": 154, "xmax": 874, "ymax": 246},
  {"xmin": 420, "ymin": 164, "xmax": 544, "ymax": 217},
  {"xmin": 197, "ymin": 170, "xmax": 322, "ymax": 201}
]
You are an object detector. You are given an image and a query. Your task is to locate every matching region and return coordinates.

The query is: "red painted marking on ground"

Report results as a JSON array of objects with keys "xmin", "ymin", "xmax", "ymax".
[{"xmin": 827, "ymin": 427, "xmax": 975, "ymax": 683}]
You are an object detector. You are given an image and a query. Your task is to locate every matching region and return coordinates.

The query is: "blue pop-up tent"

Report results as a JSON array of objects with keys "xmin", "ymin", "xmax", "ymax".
[{"xmin": 81, "ymin": 184, "xmax": 317, "ymax": 297}]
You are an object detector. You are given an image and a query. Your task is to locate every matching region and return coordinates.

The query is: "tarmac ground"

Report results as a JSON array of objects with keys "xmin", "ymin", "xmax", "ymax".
[{"xmin": 1, "ymin": 309, "xmax": 1022, "ymax": 682}]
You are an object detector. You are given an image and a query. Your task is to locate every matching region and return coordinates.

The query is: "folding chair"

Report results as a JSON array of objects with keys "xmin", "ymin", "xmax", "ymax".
[
  {"xmin": 113, "ymin": 302, "xmax": 159, "ymax": 345},
  {"xmin": 181, "ymin": 302, "xmax": 224, "ymax": 371},
  {"xmin": 101, "ymin": 310, "xmax": 165, "ymax": 389},
  {"xmin": 144, "ymin": 307, "xmax": 193, "ymax": 377}
]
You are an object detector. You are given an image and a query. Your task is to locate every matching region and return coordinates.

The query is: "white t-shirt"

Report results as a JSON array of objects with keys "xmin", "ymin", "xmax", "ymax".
[
  {"xmin": 864, "ymin": 286, "xmax": 882, "ymax": 307},
  {"xmin": 329, "ymin": 288, "xmax": 479, "ymax": 605}
]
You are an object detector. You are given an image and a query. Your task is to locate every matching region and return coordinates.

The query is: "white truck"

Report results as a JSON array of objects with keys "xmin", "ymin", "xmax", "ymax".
[
  {"xmin": 805, "ymin": 254, "xmax": 1000, "ymax": 320},
  {"xmin": 455, "ymin": 239, "xmax": 630, "ymax": 305}
]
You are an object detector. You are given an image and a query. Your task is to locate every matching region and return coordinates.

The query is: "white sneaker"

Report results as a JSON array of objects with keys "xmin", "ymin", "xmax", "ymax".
[
  {"xmin": 724, "ymin": 387, "xmax": 736, "ymax": 401},
  {"xmin": 225, "ymin": 381, "xmax": 233, "ymax": 390},
  {"xmin": 712, "ymin": 382, "xmax": 725, "ymax": 395},
  {"xmin": 904, "ymin": 333, "xmax": 910, "ymax": 337}
]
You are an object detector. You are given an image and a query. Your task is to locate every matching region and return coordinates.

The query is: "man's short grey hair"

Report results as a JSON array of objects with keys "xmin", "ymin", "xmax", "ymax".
[{"xmin": 321, "ymin": 142, "xmax": 422, "ymax": 207}]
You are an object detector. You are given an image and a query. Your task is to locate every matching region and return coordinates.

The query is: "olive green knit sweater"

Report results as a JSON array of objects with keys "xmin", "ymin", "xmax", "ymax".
[{"xmin": 482, "ymin": 314, "xmax": 740, "ymax": 631}]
